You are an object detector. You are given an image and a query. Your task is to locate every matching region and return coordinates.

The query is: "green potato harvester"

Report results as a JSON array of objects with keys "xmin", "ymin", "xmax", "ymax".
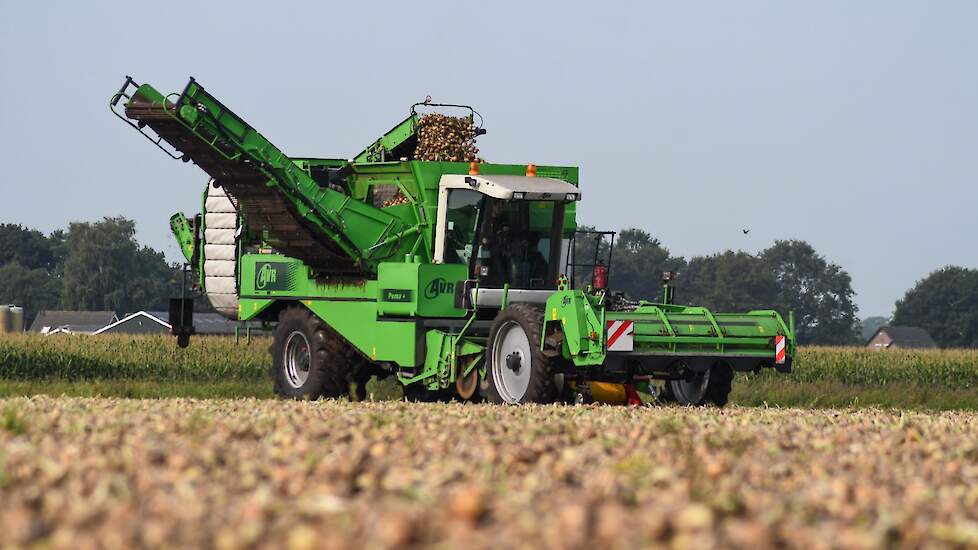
[{"xmin": 110, "ymin": 76, "xmax": 794, "ymax": 406}]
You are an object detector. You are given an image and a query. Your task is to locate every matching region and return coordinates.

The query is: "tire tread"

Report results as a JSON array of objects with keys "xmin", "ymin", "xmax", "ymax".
[
  {"xmin": 270, "ymin": 306, "xmax": 349, "ymax": 399},
  {"xmin": 483, "ymin": 303, "xmax": 557, "ymax": 404}
]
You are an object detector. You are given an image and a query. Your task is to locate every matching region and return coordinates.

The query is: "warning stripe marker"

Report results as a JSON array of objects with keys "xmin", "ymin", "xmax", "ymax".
[
  {"xmin": 775, "ymin": 335, "xmax": 786, "ymax": 364},
  {"xmin": 606, "ymin": 320, "xmax": 634, "ymax": 351}
]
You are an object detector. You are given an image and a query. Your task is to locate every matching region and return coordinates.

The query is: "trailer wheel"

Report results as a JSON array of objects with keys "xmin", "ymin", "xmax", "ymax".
[
  {"xmin": 270, "ymin": 306, "xmax": 349, "ymax": 400},
  {"xmin": 703, "ymin": 362, "xmax": 734, "ymax": 406},
  {"xmin": 482, "ymin": 304, "xmax": 558, "ymax": 404},
  {"xmin": 664, "ymin": 362, "xmax": 734, "ymax": 407}
]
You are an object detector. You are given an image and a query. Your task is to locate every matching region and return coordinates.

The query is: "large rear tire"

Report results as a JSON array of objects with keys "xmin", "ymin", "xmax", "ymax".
[
  {"xmin": 663, "ymin": 362, "xmax": 733, "ymax": 407},
  {"xmin": 481, "ymin": 304, "xmax": 558, "ymax": 405},
  {"xmin": 270, "ymin": 306, "xmax": 350, "ymax": 400}
]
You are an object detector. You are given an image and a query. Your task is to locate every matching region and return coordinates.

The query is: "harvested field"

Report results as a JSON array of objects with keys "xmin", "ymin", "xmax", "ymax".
[{"xmin": 2, "ymin": 398, "xmax": 977, "ymax": 549}]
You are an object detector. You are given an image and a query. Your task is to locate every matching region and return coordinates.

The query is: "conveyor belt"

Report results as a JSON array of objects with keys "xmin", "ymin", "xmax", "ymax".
[{"xmin": 125, "ymin": 98, "xmax": 360, "ymax": 272}]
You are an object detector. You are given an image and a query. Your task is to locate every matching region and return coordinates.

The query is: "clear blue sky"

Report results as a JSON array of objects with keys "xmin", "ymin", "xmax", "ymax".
[{"xmin": 1, "ymin": 1, "xmax": 975, "ymax": 317}]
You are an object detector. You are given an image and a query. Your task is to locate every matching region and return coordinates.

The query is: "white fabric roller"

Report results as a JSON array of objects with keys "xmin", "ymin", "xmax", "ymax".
[
  {"xmin": 202, "ymin": 180, "xmax": 240, "ymax": 319},
  {"xmin": 204, "ymin": 228, "xmax": 236, "ymax": 245},
  {"xmin": 204, "ymin": 244, "xmax": 236, "ymax": 261},
  {"xmin": 205, "ymin": 212, "xmax": 238, "ymax": 230},
  {"xmin": 204, "ymin": 259, "xmax": 236, "ymax": 277}
]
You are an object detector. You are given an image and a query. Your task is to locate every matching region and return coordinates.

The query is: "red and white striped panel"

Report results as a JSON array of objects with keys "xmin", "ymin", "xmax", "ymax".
[
  {"xmin": 775, "ymin": 335, "xmax": 786, "ymax": 364},
  {"xmin": 606, "ymin": 320, "xmax": 634, "ymax": 352}
]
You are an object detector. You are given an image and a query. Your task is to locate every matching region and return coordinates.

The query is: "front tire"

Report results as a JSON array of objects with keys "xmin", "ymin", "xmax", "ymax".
[
  {"xmin": 482, "ymin": 304, "xmax": 558, "ymax": 404},
  {"xmin": 270, "ymin": 306, "xmax": 349, "ymax": 400}
]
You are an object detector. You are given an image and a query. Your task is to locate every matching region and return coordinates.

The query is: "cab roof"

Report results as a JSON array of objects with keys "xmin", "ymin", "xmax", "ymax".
[{"xmin": 439, "ymin": 174, "xmax": 580, "ymax": 201}]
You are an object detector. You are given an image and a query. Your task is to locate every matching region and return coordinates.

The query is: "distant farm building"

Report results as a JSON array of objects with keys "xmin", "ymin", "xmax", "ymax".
[
  {"xmin": 98, "ymin": 311, "xmax": 263, "ymax": 336},
  {"xmin": 31, "ymin": 309, "xmax": 263, "ymax": 337},
  {"xmin": 30, "ymin": 310, "xmax": 118, "ymax": 335},
  {"xmin": 93, "ymin": 311, "xmax": 170, "ymax": 335},
  {"xmin": 866, "ymin": 326, "xmax": 938, "ymax": 350}
]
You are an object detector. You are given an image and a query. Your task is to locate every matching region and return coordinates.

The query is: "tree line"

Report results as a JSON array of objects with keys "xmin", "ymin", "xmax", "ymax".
[
  {"xmin": 1, "ymin": 219, "xmax": 973, "ymax": 347},
  {"xmin": 575, "ymin": 228, "xmax": 978, "ymax": 348},
  {"xmin": 863, "ymin": 267, "xmax": 978, "ymax": 348},
  {"xmin": 573, "ymin": 228, "xmax": 860, "ymax": 345},
  {"xmin": 0, "ymin": 218, "xmax": 194, "ymax": 325}
]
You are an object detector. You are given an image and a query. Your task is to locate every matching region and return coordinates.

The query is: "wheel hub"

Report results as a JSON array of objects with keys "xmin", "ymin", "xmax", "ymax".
[
  {"xmin": 505, "ymin": 352, "xmax": 523, "ymax": 373},
  {"xmin": 283, "ymin": 330, "xmax": 311, "ymax": 389},
  {"xmin": 491, "ymin": 320, "xmax": 532, "ymax": 403},
  {"xmin": 670, "ymin": 368, "xmax": 711, "ymax": 405}
]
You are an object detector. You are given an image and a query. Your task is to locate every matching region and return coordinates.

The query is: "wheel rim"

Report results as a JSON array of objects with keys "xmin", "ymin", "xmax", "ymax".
[
  {"xmin": 491, "ymin": 320, "xmax": 532, "ymax": 403},
  {"xmin": 456, "ymin": 358, "xmax": 480, "ymax": 400},
  {"xmin": 284, "ymin": 330, "xmax": 311, "ymax": 389},
  {"xmin": 670, "ymin": 369, "xmax": 711, "ymax": 405}
]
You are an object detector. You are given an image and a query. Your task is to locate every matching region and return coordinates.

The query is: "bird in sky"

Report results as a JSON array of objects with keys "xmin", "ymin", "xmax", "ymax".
[
  {"xmin": 742, "ymin": 228, "xmax": 750, "ymax": 235},
  {"xmin": 423, "ymin": 95, "xmax": 432, "ymax": 104}
]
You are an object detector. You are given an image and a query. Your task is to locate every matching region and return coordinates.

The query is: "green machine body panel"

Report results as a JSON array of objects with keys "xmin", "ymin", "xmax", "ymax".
[
  {"xmin": 377, "ymin": 261, "xmax": 467, "ymax": 318},
  {"xmin": 238, "ymin": 254, "xmax": 421, "ymax": 367},
  {"xmin": 354, "ymin": 114, "xmax": 419, "ymax": 163},
  {"xmin": 237, "ymin": 255, "xmax": 468, "ymax": 369},
  {"xmin": 544, "ymin": 289, "xmax": 607, "ymax": 366},
  {"xmin": 169, "ymin": 212, "xmax": 195, "ymax": 263}
]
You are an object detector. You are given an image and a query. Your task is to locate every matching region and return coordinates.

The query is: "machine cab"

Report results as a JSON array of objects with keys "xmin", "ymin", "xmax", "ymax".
[{"xmin": 433, "ymin": 173, "xmax": 580, "ymax": 302}]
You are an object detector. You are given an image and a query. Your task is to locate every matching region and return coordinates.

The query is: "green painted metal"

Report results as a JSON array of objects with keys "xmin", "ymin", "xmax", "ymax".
[
  {"xmin": 237, "ymin": 254, "xmax": 419, "ymax": 366},
  {"xmin": 113, "ymin": 75, "xmax": 794, "ymax": 395},
  {"xmin": 545, "ymin": 287, "xmax": 795, "ymax": 367},
  {"xmin": 354, "ymin": 115, "xmax": 419, "ymax": 163},
  {"xmin": 168, "ymin": 213, "xmax": 194, "ymax": 263},
  {"xmin": 544, "ymin": 289, "xmax": 607, "ymax": 366},
  {"xmin": 125, "ymin": 80, "xmax": 422, "ymax": 272},
  {"xmin": 377, "ymin": 260, "xmax": 467, "ymax": 318},
  {"xmin": 237, "ymin": 254, "xmax": 470, "ymax": 368},
  {"xmin": 412, "ymin": 330, "xmax": 485, "ymax": 390}
]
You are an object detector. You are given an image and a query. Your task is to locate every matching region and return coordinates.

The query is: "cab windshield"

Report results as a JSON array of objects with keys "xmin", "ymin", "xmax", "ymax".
[{"xmin": 444, "ymin": 189, "xmax": 567, "ymax": 289}]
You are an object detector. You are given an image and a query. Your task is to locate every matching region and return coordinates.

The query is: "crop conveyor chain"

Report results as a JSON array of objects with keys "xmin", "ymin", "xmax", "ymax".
[{"xmin": 118, "ymin": 79, "xmax": 363, "ymax": 273}]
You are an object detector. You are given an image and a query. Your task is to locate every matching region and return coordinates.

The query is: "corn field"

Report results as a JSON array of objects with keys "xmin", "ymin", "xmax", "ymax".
[
  {"xmin": 0, "ymin": 334, "xmax": 269, "ymax": 382},
  {"xmin": 1, "ymin": 335, "xmax": 977, "ymax": 407},
  {"xmin": 747, "ymin": 346, "xmax": 978, "ymax": 388}
]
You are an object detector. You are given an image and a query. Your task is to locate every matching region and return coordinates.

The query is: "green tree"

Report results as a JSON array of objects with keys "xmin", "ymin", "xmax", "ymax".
[
  {"xmin": 61, "ymin": 217, "xmax": 175, "ymax": 314},
  {"xmin": 608, "ymin": 229, "xmax": 684, "ymax": 300},
  {"xmin": 46, "ymin": 229, "xmax": 68, "ymax": 277},
  {"xmin": 760, "ymin": 240, "xmax": 860, "ymax": 345},
  {"xmin": 0, "ymin": 262, "xmax": 61, "ymax": 325},
  {"xmin": 892, "ymin": 266, "xmax": 978, "ymax": 348},
  {"xmin": 0, "ymin": 224, "xmax": 56, "ymax": 271},
  {"xmin": 0, "ymin": 224, "xmax": 65, "ymax": 324},
  {"xmin": 679, "ymin": 251, "xmax": 778, "ymax": 312}
]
